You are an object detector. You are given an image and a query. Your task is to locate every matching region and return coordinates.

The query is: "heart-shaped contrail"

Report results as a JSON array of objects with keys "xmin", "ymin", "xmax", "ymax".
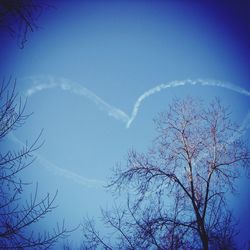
[{"xmin": 9, "ymin": 76, "xmax": 249, "ymax": 188}]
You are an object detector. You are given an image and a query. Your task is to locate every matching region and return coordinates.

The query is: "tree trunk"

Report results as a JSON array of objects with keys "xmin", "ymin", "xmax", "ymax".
[
  {"xmin": 198, "ymin": 222, "xmax": 209, "ymax": 250},
  {"xmin": 195, "ymin": 210, "xmax": 209, "ymax": 250},
  {"xmin": 200, "ymin": 230, "xmax": 209, "ymax": 250}
]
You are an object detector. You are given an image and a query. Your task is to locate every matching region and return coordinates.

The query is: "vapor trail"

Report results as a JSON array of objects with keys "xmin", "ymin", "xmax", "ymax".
[
  {"xmin": 23, "ymin": 75, "xmax": 129, "ymax": 124},
  {"xmin": 23, "ymin": 76, "xmax": 250, "ymax": 129},
  {"xmin": 126, "ymin": 79, "xmax": 250, "ymax": 128},
  {"xmin": 8, "ymin": 132, "xmax": 106, "ymax": 189},
  {"xmin": 19, "ymin": 76, "xmax": 250, "ymax": 187}
]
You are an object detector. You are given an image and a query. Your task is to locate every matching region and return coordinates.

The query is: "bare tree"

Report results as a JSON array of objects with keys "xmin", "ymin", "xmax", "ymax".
[
  {"xmin": 0, "ymin": 0, "xmax": 52, "ymax": 48},
  {"xmin": 82, "ymin": 97, "xmax": 249, "ymax": 249},
  {"xmin": 0, "ymin": 78, "xmax": 69, "ymax": 249}
]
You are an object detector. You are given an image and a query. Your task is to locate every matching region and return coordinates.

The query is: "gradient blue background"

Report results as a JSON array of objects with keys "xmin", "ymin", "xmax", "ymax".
[{"xmin": 0, "ymin": 1, "xmax": 249, "ymax": 248}]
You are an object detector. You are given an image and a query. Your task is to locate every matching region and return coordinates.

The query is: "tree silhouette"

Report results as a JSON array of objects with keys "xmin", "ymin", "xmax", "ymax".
[
  {"xmin": 82, "ymin": 97, "xmax": 249, "ymax": 249},
  {"xmin": 0, "ymin": 78, "xmax": 69, "ymax": 249},
  {"xmin": 0, "ymin": 0, "xmax": 52, "ymax": 48}
]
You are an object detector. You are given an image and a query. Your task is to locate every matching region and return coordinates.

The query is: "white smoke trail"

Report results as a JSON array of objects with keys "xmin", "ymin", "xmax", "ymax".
[
  {"xmin": 19, "ymin": 75, "xmax": 250, "ymax": 187},
  {"xmin": 23, "ymin": 75, "xmax": 129, "ymax": 124},
  {"xmin": 22, "ymin": 76, "xmax": 250, "ymax": 129},
  {"xmin": 126, "ymin": 78, "xmax": 250, "ymax": 128},
  {"xmin": 8, "ymin": 132, "xmax": 106, "ymax": 189},
  {"xmin": 128, "ymin": 78, "xmax": 250, "ymax": 171}
]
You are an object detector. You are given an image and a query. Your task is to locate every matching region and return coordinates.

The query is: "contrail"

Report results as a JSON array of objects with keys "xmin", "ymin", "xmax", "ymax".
[
  {"xmin": 126, "ymin": 78, "xmax": 250, "ymax": 128},
  {"xmin": 23, "ymin": 75, "xmax": 129, "ymax": 124},
  {"xmin": 8, "ymin": 132, "xmax": 106, "ymax": 189},
  {"xmin": 126, "ymin": 78, "xmax": 250, "ymax": 171},
  {"xmin": 22, "ymin": 76, "xmax": 250, "ymax": 129},
  {"xmin": 18, "ymin": 76, "xmax": 250, "ymax": 187}
]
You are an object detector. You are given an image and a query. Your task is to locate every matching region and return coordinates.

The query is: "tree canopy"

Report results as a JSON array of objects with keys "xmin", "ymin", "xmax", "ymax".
[
  {"xmin": 82, "ymin": 97, "xmax": 250, "ymax": 250},
  {"xmin": 0, "ymin": 79, "xmax": 69, "ymax": 249}
]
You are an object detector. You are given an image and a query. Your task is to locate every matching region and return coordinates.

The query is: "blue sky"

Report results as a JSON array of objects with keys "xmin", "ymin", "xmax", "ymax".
[{"xmin": 1, "ymin": 0, "xmax": 250, "ymax": 247}]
